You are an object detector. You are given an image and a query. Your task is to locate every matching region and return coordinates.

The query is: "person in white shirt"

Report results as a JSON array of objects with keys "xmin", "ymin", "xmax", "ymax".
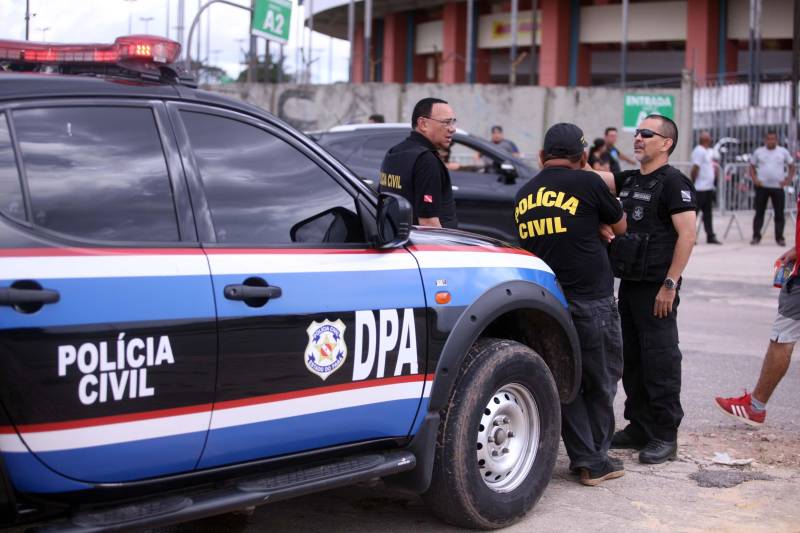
[
  {"xmin": 691, "ymin": 131, "xmax": 722, "ymax": 244},
  {"xmin": 750, "ymin": 131, "xmax": 796, "ymax": 246}
]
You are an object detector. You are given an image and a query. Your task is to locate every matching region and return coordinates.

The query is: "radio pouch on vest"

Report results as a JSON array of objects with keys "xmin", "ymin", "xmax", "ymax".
[{"xmin": 609, "ymin": 232, "xmax": 649, "ymax": 281}]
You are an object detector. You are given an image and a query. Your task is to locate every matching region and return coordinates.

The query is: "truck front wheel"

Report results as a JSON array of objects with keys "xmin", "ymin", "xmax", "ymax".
[{"xmin": 422, "ymin": 337, "xmax": 561, "ymax": 529}]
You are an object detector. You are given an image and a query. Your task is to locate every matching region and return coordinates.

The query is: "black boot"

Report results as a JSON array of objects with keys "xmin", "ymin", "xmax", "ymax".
[
  {"xmin": 638, "ymin": 438, "xmax": 678, "ymax": 464},
  {"xmin": 610, "ymin": 427, "xmax": 647, "ymax": 450}
]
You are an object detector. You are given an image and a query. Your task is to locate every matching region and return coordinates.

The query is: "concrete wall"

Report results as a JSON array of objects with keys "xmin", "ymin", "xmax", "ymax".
[{"xmin": 206, "ymin": 82, "xmax": 688, "ymax": 163}]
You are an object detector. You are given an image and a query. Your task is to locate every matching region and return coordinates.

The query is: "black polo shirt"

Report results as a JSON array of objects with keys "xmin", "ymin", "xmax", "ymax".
[{"xmin": 379, "ymin": 131, "xmax": 458, "ymax": 228}]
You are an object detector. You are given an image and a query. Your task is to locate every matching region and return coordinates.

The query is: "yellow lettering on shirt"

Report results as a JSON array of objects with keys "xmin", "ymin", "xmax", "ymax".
[
  {"xmin": 379, "ymin": 172, "xmax": 402, "ymax": 190},
  {"xmin": 562, "ymin": 196, "xmax": 579, "ymax": 215},
  {"xmin": 518, "ymin": 216, "xmax": 568, "ymax": 240},
  {"xmin": 515, "ymin": 187, "xmax": 582, "ymax": 240}
]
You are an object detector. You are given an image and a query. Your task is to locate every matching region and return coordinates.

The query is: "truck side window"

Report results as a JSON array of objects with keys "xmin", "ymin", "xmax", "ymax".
[
  {"xmin": 181, "ymin": 111, "xmax": 364, "ymax": 245},
  {"xmin": 0, "ymin": 113, "xmax": 25, "ymax": 222},
  {"xmin": 13, "ymin": 106, "xmax": 180, "ymax": 242}
]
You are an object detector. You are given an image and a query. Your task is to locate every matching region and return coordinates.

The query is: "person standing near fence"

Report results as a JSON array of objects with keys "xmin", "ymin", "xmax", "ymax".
[
  {"xmin": 750, "ymin": 131, "xmax": 796, "ymax": 246},
  {"xmin": 691, "ymin": 131, "xmax": 722, "ymax": 244}
]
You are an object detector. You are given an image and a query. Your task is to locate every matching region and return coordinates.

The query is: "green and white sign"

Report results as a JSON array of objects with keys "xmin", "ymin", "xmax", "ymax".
[
  {"xmin": 252, "ymin": 0, "xmax": 292, "ymax": 44},
  {"xmin": 623, "ymin": 94, "xmax": 675, "ymax": 131}
]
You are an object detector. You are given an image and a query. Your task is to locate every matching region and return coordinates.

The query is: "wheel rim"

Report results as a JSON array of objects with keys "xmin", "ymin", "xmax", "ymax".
[{"xmin": 476, "ymin": 382, "xmax": 540, "ymax": 493}]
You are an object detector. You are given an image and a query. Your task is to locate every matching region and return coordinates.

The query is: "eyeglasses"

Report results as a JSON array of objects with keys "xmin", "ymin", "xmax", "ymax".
[
  {"xmin": 424, "ymin": 116, "xmax": 458, "ymax": 127},
  {"xmin": 634, "ymin": 128, "xmax": 668, "ymax": 139}
]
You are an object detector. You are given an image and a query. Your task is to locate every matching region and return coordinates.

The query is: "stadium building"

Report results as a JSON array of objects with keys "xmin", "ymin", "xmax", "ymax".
[{"xmin": 307, "ymin": 0, "xmax": 794, "ymax": 86}]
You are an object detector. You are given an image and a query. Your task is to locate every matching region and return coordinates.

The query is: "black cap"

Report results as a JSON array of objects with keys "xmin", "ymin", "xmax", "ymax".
[
  {"xmin": 543, "ymin": 123, "xmax": 588, "ymax": 157},
  {"xmin": 491, "ymin": 125, "xmax": 503, "ymax": 133}
]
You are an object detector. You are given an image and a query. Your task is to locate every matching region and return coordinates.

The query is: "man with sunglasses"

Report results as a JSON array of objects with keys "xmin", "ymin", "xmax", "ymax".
[
  {"xmin": 378, "ymin": 97, "xmax": 458, "ymax": 229},
  {"xmin": 607, "ymin": 115, "xmax": 697, "ymax": 464}
]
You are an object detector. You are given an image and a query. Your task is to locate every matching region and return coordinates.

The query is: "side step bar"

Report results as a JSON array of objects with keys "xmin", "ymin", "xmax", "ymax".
[{"xmin": 35, "ymin": 451, "xmax": 416, "ymax": 532}]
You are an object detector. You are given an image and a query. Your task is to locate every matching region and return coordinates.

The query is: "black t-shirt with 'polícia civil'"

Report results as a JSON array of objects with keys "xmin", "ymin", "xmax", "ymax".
[{"xmin": 514, "ymin": 167, "xmax": 623, "ymax": 300}]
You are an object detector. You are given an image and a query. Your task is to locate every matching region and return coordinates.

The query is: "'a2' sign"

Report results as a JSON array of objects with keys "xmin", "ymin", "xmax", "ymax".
[{"xmin": 251, "ymin": 0, "xmax": 292, "ymax": 44}]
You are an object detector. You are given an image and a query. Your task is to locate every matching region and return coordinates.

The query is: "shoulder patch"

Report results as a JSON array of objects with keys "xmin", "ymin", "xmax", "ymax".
[{"xmin": 681, "ymin": 190, "xmax": 692, "ymax": 203}]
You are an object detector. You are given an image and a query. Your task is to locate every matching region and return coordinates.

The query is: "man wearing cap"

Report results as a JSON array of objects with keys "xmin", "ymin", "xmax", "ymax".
[
  {"xmin": 514, "ymin": 123, "xmax": 627, "ymax": 486},
  {"xmin": 607, "ymin": 115, "xmax": 697, "ymax": 464},
  {"xmin": 490, "ymin": 125, "xmax": 521, "ymax": 157},
  {"xmin": 379, "ymin": 97, "xmax": 458, "ymax": 229}
]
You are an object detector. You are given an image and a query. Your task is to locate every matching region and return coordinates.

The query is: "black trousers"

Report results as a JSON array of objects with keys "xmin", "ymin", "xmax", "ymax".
[
  {"xmin": 561, "ymin": 295, "xmax": 623, "ymax": 470},
  {"xmin": 695, "ymin": 190, "xmax": 716, "ymax": 240},
  {"xmin": 753, "ymin": 186, "xmax": 785, "ymax": 241},
  {"xmin": 618, "ymin": 280, "xmax": 683, "ymax": 442}
]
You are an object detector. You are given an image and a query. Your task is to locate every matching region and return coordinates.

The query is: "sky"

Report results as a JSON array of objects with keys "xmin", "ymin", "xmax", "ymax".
[{"xmin": 1, "ymin": 0, "xmax": 353, "ymax": 83}]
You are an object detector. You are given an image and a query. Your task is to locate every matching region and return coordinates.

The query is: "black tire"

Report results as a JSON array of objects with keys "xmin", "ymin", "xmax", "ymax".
[{"xmin": 422, "ymin": 337, "xmax": 561, "ymax": 529}]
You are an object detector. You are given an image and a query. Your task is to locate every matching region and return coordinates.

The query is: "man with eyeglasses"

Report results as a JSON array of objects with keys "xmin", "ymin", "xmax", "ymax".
[
  {"xmin": 605, "ymin": 115, "xmax": 697, "ymax": 464},
  {"xmin": 378, "ymin": 97, "xmax": 458, "ymax": 229}
]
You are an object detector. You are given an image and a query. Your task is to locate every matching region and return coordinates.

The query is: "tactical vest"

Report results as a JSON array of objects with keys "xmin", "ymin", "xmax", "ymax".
[
  {"xmin": 609, "ymin": 166, "xmax": 679, "ymax": 282},
  {"xmin": 378, "ymin": 140, "xmax": 429, "ymax": 223}
]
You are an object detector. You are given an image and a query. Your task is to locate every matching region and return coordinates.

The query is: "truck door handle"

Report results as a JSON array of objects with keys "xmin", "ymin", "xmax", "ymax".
[
  {"xmin": 224, "ymin": 285, "xmax": 282, "ymax": 301},
  {"xmin": 0, "ymin": 287, "xmax": 60, "ymax": 306}
]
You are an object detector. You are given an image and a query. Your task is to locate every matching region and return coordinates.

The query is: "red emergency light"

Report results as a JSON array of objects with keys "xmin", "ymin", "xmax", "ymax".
[{"xmin": 0, "ymin": 35, "xmax": 181, "ymax": 66}]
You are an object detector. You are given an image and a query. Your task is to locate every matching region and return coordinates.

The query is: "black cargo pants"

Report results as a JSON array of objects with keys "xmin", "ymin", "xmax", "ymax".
[
  {"xmin": 618, "ymin": 280, "xmax": 684, "ymax": 442},
  {"xmin": 561, "ymin": 295, "xmax": 623, "ymax": 471}
]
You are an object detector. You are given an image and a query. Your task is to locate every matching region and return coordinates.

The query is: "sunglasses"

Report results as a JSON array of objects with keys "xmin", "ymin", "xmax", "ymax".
[{"xmin": 634, "ymin": 128, "xmax": 668, "ymax": 139}]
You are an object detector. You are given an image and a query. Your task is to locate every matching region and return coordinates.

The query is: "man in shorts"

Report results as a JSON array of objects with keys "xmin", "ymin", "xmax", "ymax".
[{"xmin": 714, "ymin": 199, "xmax": 800, "ymax": 425}]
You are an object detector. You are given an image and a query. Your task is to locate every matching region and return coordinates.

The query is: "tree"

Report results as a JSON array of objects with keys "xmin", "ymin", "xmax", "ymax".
[{"xmin": 236, "ymin": 57, "xmax": 293, "ymax": 83}]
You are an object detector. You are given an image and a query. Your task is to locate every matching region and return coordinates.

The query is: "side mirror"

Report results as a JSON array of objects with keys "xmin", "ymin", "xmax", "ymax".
[
  {"xmin": 375, "ymin": 193, "xmax": 412, "ymax": 248},
  {"xmin": 499, "ymin": 161, "xmax": 518, "ymax": 184}
]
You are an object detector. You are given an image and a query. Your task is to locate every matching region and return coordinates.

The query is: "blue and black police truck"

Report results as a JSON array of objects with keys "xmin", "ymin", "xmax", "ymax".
[{"xmin": 0, "ymin": 35, "xmax": 580, "ymax": 531}]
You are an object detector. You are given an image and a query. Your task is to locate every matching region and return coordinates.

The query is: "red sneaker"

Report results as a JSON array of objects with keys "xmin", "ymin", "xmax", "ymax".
[{"xmin": 714, "ymin": 391, "xmax": 766, "ymax": 427}]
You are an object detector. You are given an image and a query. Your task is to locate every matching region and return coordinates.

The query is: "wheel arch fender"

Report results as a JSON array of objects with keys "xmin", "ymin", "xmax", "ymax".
[{"xmin": 430, "ymin": 279, "xmax": 581, "ymax": 410}]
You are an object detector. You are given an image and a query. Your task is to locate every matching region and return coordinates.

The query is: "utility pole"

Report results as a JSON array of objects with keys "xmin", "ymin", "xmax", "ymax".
[
  {"xmin": 166, "ymin": 0, "xmax": 170, "ymax": 39},
  {"xmin": 25, "ymin": 0, "xmax": 31, "ymax": 40},
  {"xmin": 177, "ymin": 0, "xmax": 185, "ymax": 51},
  {"xmin": 279, "ymin": 44, "xmax": 285, "ymax": 83},
  {"xmin": 124, "ymin": 0, "xmax": 137, "ymax": 35}
]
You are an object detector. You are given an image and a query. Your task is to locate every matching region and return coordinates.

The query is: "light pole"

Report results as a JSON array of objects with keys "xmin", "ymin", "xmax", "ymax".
[
  {"xmin": 123, "ymin": 0, "xmax": 137, "ymax": 34},
  {"xmin": 140, "ymin": 16, "xmax": 154, "ymax": 34},
  {"xmin": 38, "ymin": 26, "xmax": 50, "ymax": 42},
  {"xmin": 25, "ymin": 0, "xmax": 37, "ymax": 41}
]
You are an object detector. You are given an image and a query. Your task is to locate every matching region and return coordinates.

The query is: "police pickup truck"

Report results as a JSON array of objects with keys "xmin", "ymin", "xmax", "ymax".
[{"xmin": 0, "ymin": 36, "xmax": 579, "ymax": 531}]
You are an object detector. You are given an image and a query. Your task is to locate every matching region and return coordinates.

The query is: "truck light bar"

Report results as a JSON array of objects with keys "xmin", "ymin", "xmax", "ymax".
[{"xmin": 0, "ymin": 35, "xmax": 181, "ymax": 66}]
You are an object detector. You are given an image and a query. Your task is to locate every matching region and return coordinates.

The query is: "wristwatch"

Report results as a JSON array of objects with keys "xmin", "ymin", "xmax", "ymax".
[{"xmin": 663, "ymin": 277, "xmax": 677, "ymax": 290}]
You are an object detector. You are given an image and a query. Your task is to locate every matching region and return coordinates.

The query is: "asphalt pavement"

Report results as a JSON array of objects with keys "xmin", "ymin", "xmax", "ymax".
[{"xmin": 165, "ymin": 212, "xmax": 800, "ymax": 533}]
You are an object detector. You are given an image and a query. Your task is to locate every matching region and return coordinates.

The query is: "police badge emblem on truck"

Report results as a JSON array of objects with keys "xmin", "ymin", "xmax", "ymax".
[{"xmin": 305, "ymin": 319, "xmax": 348, "ymax": 380}]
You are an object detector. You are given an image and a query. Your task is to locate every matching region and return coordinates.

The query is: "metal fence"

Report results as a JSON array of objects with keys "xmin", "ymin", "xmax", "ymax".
[{"xmin": 693, "ymin": 78, "xmax": 797, "ymax": 167}]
